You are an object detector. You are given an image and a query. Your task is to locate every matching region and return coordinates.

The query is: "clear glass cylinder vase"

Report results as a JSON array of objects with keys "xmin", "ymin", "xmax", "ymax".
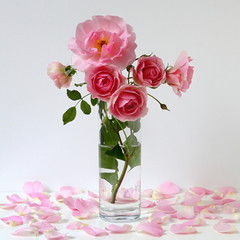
[{"xmin": 98, "ymin": 102, "xmax": 141, "ymax": 222}]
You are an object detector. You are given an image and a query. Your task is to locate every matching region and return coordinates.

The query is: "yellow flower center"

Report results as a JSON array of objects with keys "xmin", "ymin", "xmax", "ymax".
[{"xmin": 95, "ymin": 39, "xmax": 109, "ymax": 52}]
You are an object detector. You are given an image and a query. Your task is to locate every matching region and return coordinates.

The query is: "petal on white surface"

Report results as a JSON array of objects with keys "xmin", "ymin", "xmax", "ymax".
[
  {"xmin": 213, "ymin": 221, "xmax": 238, "ymax": 233},
  {"xmin": 170, "ymin": 223, "xmax": 197, "ymax": 234},
  {"xmin": 82, "ymin": 225, "xmax": 108, "ymax": 236},
  {"xmin": 137, "ymin": 222, "xmax": 164, "ymax": 237},
  {"xmin": 105, "ymin": 224, "xmax": 132, "ymax": 233}
]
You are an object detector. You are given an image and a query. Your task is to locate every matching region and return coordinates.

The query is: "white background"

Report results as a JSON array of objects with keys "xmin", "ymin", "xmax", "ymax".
[{"xmin": 0, "ymin": 0, "xmax": 240, "ymax": 192}]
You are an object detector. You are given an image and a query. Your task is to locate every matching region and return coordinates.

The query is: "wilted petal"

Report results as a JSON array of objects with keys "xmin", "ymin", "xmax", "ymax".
[
  {"xmin": 181, "ymin": 191, "xmax": 202, "ymax": 206},
  {"xmin": 82, "ymin": 225, "xmax": 108, "ymax": 236},
  {"xmin": 141, "ymin": 199, "xmax": 156, "ymax": 208},
  {"xmin": 0, "ymin": 215, "xmax": 23, "ymax": 227},
  {"xmin": 66, "ymin": 221, "xmax": 85, "ymax": 230},
  {"xmin": 105, "ymin": 224, "xmax": 132, "ymax": 233},
  {"xmin": 12, "ymin": 226, "xmax": 39, "ymax": 236},
  {"xmin": 0, "ymin": 203, "xmax": 16, "ymax": 210},
  {"xmin": 44, "ymin": 230, "xmax": 68, "ymax": 240},
  {"xmin": 137, "ymin": 222, "xmax": 164, "ymax": 237},
  {"xmin": 190, "ymin": 187, "xmax": 213, "ymax": 196},
  {"xmin": 170, "ymin": 223, "xmax": 197, "ymax": 234},
  {"xmin": 158, "ymin": 181, "xmax": 180, "ymax": 196},
  {"xmin": 213, "ymin": 221, "xmax": 238, "ymax": 233},
  {"xmin": 23, "ymin": 181, "xmax": 44, "ymax": 195}
]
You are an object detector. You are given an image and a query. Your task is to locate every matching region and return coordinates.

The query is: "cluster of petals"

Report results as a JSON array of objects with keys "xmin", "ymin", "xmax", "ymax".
[{"xmin": 1, "ymin": 180, "xmax": 240, "ymax": 239}]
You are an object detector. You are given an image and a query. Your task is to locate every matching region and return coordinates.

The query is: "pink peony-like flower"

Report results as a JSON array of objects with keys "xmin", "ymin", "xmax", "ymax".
[
  {"xmin": 47, "ymin": 62, "xmax": 73, "ymax": 89},
  {"xmin": 109, "ymin": 85, "xmax": 148, "ymax": 122},
  {"xmin": 133, "ymin": 55, "xmax": 166, "ymax": 87},
  {"xmin": 166, "ymin": 51, "xmax": 194, "ymax": 96},
  {"xmin": 85, "ymin": 65, "xmax": 126, "ymax": 101},
  {"xmin": 68, "ymin": 15, "xmax": 137, "ymax": 71}
]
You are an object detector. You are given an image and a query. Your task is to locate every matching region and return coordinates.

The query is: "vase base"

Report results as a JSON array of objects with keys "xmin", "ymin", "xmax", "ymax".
[{"xmin": 99, "ymin": 202, "xmax": 140, "ymax": 222}]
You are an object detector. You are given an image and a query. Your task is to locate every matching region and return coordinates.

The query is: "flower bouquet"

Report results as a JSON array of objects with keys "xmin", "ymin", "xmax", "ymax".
[{"xmin": 48, "ymin": 15, "xmax": 193, "ymax": 222}]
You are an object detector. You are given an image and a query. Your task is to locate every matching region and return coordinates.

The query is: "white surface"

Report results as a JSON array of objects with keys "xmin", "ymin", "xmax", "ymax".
[
  {"xmin": 1, "ymin": 0, "xmax": 240, "ymax": 191},
  {"xmin": 1, "ymin": 192, "xmax": 240, "ymax": 240}
]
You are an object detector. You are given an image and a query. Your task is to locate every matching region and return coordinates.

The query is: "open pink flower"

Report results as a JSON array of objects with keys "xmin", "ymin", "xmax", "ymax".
[
  {"xmin": 69, "ymin": 15, "xmax": 136, "ymax": 71},
  {"xmin": 133, "ymin": 55, "xmax": 166, "ymax": 87},
  {"xmin": 85, "ymin": 64, "xmax": 126, "ymax": 101},
  {"xmin": 166, "ymin": 51, "xmax": 193, "ymax": 96},
  {"xmin": 109, "ymin": 85, "xmax": 148, "ymax": 121},
  {"xmin": 47, "ymin": 62, "xmax": 73, "ymax": 89}
]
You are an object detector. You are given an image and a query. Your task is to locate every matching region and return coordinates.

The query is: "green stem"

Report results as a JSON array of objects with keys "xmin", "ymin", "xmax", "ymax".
[{"xmin": 74, "ymin": 93, "xmax": 91, "ymax": 107}]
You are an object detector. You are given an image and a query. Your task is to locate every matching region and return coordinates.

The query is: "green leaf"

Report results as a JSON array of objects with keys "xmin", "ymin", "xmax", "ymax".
[
  {"xmin": 100, "ymin": 125, "xmax": 119, "ymax": 146},
  {"xmin": 67, "ymin": 89, "xmax": 81, "ymax": 100},
  {"xmin": 125, "ymin": 134, "xmax": 138, "ymax": 146},
  {"xmin": 74, "ymin": 82, "xmax": 86, "ymax": 87},
  {"xmin": 111, "ymin": 118, "xmax": 127, "ymax": 132},
  {"xmin": 62, "ymin": 107, "xmax": 76, "ymax": 125},
  {"xmin": 90, "ymin": 96, "xmax": 98, "ymax": 106},
  {"xmin": 128, "ymin": 144, "xmax": 141, "ymax": 169},
  {"xmin": 80, "ymin": 100, "xmax": 91, "ymax": 114},
  {"xmin": 100, "ymin": 172, "xmax": 118, "ymax": 186},
  {"xmin": 128, "ymin": 119, "xmax": 141, "ymax": 133},
  {"xmin": 99, "ymin": 146, "xmax": 118, "ymax": 170},
  {"xmin": 106, "ymin": 144, "xmax": 125, "ymax": 161}
]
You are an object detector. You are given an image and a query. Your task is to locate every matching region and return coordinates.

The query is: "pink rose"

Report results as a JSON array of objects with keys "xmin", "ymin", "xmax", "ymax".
[
  {"xmin": 109, "ymin": 85, "xmax": 148, "ymax": 122},
  {"xmin": 68, "ymin": 15, "xmax": 137, "ymax": 71},
  {"xmin": 166, "ymin": 51, "xmax": 194, "ymax": 96},
  {"xmin": 85, "ymin": 65, "xmax": 126, "ymax": 101},
  {"xmin": 47, "ymin": 62, "xmax": 72, "ymax": 89},
  {"xmin": 133, "ymin": 55, "xmax": 166, "ymax": 87}
]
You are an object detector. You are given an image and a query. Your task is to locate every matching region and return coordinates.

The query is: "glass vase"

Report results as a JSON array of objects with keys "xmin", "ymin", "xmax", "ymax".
[{"xmin": 98, "ymin": 102, "xmax": 141, "ymax": 222}]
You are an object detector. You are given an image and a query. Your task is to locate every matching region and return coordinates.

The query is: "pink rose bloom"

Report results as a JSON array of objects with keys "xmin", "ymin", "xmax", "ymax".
[
  {"xmin": 109, "ymin": 85, "xmax": 148, "ymax": 122},
  {"xmin": 85, "ymin": 65, "xmax": 126, "ymax": 101},
  {"xmin": 47, "ymin": 62, "xmax": 72, "ymax": 89},
  {"xmin": 68, "ymin": 15, "xmax": 137, "ymax": 71},
  {"xmin": 166, "ymin": 51, "xmax": 194, "ymax": 96},
  {"xmin": 133, "ymin": 55, "xmax": 166, "ymax": 87}
]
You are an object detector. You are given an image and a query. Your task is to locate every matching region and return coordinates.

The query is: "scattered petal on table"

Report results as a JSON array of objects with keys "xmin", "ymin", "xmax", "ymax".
[
  {"xmin": 12, "ymin": 226, "xmax": 39, "ymax": 236},
  {"xmin": 213, "ymin": 199, "xmax": 236, "ymax": 206},
  {"xmin": 190, "ymin": 186, "xmax": 213, "ymax": 196},
  {"xmin": 44, "ymin": 230, "xmax": 68, "ymax": 240},
  {"xmin": 56, "ymin": 186, "xmax": 82, "ymax": 201},
  {"xmin": 158, "ymin": 181, "xmax": 181, "ymax": 196},
  {"xmin": 221, "ymin": 205, "xmax": 238, "ymax": 214},
  {"xmin": 213, "ymin": 220, "xmax": 238, "ymax": 233},
  {"xmin": 0, "ymin": 203, "xmax": 16, "ymax": 210},
  {"xmin": 31, "ymin": 221, "xmax": 56, "ymax": 233},
  {"xmin": 170, "ymin": 223, "xmax": 197, "ymax": 234},
  {"xmin": 141, "ymin": 189, "xmax": 153, "ymax": 198},
  {"xmin": 66, "ymin": 221, "xmax": 85, "ymax": 230},
  {"xmin": 181, "ymin": 191, "xmax": 202, "ymax": 206},
  {"xmin": 0, "ymin": 215, "xmax": 23, "ymax": 227},
  {"xmin": 23, "ymin": 181, "xmax": 44, "ymax": 195},
  {"xmin": 173, "ymin": 206, "xmax": 195, "ymax": 220},
  {"xmin": 156, "ymin": 204, "xmax": 176, "ymax": 214},
  {"xmin": 141, "ymin": 199, "xmax": 156, "ymax": 208},
  {"xmin": 88, "ymin": 191, "xmax": 99, "ymax": 198},
  {"xmin": 14, "ymin": 205, "xmax": 31, "ymax": 215},
  {"xmin": 82, "ymin": 225, "xmax": 108, "ymax": 236},
  {"xmin": 200, "ymin": 209, "xmax": 220, "ymax": 220},
  {"xmin": 182, "ymin": 218, "xmax": 206, "ymax": 226},
  {"xmin": 105, "ymin": 224, "xmax": 132, "ymax": 233},
  {"xmin": 150, "ymin": 211, "xmax": 171, "ymax": 224},
  {"xmin": 7, "ymin": 194, "xmax": 26, "ymax": 203},
  {"xmin": 137, "ymin": 221, "xmax": 164, "ymax": 237},
  {"xmin": 219, "ymin": 186, "xmax": 237, "ymax": 197}
]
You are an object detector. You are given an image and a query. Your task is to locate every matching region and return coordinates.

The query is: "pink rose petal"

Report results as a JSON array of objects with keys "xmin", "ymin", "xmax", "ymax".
[
  {"xmin": 12, "ymin": 226, "xmax": 40, "ymax": 236},
  {"xmin": 105, "ymin": 224, "xmax": 132, "ymax": 233},
  {"xmin": 31, "ymin": 221, "xmax": 56, "ymax": 233},
  {"xmin": 213, "ymin": 199, "xmax": 235, "ymax": 206},
  {"xmin": 190, "ymin": 187, "xmax": 213, "ymax": 196},
  {"xmin": 137, "ymin": 222, "xmax": 164, "ymax": 237},
  {"xmin": 82, "ymin": 225, "xmax": 108, "ymax": 236},
  {"xmin": 0, "ymin": 215, "xmax": 23, "ymax": 227},
  {"xmin": 173, "ymin": 206, "xmax": 195, "ymax": 220},
  {"xmin": 219, "ymin": 186, "xmax": 237, "ymax": 196},
  {"xmin": 56, "ymin": 186, "xmax": 82, "ymax": 201},
  {"xmin": 141, "ymin": 199, "xmax": 156, "ymax": 208},
  {"xmin": 156, "ymin": 204, "xmax": 176, "ymax": 214},
  {"xmin": 183, "ymin": 218, "xmax": 206, "ymax": 226},
  {"xmin": 150, "ymin": 211, "xmax": 171, "ymax": 224},
  {"xmin": 14, "ymin": 205, "xmax": 31, "ymax": 216},
  {"xmin": 213, "ymin": 220, "xmax": 238, "ymax": 233},
  {"xmin": 23, "ymin": 181, "xmax": 44, "ymax": 195},
  {"xmin": 0, "ymin": 203, "xmax": 16, "ymax": 210},
  {"xmin": 181, "ymin": 191, "xmax": 202, "ymax": 206},
  {"xmin": 66, "ymin": 221, "xmax": 85, "ymax": 230},
  {"xmin": 200, "ymin": 209, "xmax": 220, "ymax": 220},
  {"xmin": 44, "ymin": 230, "xmax": 68, "ymax": 240},
  {"xmin": 158, "ymin": 181, "xmax": 181, "ymax": 196},
  {"xmin": 7, "ymin": 194, "xmax": 26, "ymax": 203},
  {"xmin": 88, "ymin": 191, "xmax": 99, "ymax": 198},
  {"xmin": 141, "ymin": 189, "xmax": 153, "ymax": 198},
  {"xmin": 170, "ymin": 223, "xmax": 197, "ymax": 234}
]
